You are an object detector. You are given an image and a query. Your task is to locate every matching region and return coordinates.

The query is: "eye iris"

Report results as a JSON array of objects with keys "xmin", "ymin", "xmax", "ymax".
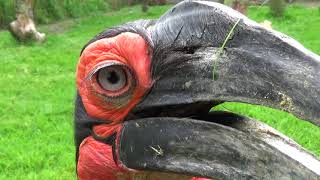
[
  {"xmin": 97, "ymin": 65, "xmax": 130, "ymax": 92},
  {"xmin": 107, "ymin": 71, "xmax": 120, "ymax": 84}
]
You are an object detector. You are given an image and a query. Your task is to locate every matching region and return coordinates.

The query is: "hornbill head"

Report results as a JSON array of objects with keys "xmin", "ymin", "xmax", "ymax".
[{"xmin": 74, "ymin": 1, "xmax": 320, "ymax": 179}]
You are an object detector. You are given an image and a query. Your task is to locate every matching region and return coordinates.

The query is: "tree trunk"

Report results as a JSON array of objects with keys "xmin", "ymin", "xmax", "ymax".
[
  {"xmin": 232, "ymin": 0, "xmax": 248, "ymax": 15},
  {"xmin": 142, "ymin": 0, "xmax": 149, "ymax": 12},
  {"xmin": 157, "ymin": 0, "xmax": 167, "ymax": 5},
  {"xmin": 110, "ymin": 0, "xmax": 121, "ymax": 10},
  {"xmin": 9, "ymin": 0, "xmax": 45, "ymax": 42}
]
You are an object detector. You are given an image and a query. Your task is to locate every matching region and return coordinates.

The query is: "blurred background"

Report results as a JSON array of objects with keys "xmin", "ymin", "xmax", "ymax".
[{"xmin": 0, "ymin": 0, "xmax": 319, "ymax": 179}]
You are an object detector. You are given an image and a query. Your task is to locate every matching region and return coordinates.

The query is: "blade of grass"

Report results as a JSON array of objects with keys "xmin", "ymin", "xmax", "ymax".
[
  {"xmin": 213, "ymin": 18, "xmax": 241, "ymax": 80},
  {"xmin": 258, "ymin": 0, "xmax": 270, "ymax": 10}
]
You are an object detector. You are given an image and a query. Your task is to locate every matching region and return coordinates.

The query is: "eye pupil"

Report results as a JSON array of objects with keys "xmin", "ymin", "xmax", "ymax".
[{"xmin": 107, "ymin": 71, "xmax": 120, "ymax": 84}]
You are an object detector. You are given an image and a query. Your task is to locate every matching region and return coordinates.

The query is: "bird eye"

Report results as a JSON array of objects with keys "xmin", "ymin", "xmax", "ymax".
[{"xmin": 97, "ymin": 65, "xmax": 129, "ymax": 92}]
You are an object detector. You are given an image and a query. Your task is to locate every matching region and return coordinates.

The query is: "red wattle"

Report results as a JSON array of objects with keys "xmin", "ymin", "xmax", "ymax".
[{"xmin": 77, "ymin": 136, "xmax": 129, "ymax": 180}]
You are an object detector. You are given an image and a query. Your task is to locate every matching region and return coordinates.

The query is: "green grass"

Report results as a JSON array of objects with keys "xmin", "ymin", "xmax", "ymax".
[
  {"xmin": 0, "ymin": 0, "xmax": 110, "ymax": 28},
  {"xmin": 0, "ymin": 4, "xmax": 319, "ymax": 179}
]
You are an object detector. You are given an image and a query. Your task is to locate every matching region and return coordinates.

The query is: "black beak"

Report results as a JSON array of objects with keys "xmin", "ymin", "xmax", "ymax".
[
  {"xmin": 115, "ymin": 1, "xmax": 320, "ymax": 179},
  {"xmin": 141, "ymin": 1, "xmax": 320, "ymax": 126}
]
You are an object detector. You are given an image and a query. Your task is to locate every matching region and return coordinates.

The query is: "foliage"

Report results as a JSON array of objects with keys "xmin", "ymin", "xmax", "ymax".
[
  {"xmin": 0, "ymin": 1, "xmax": 15, "ymax": 28},
  {"xmin": 269, "ymin": 0, "xmax": 287, "ymax": 17},
  {"xmin": 0, "ymin": 4, "xmax": 319, "ymax": 179},
  {"xmin": 107, "ymin": 0, "xmax": 167, "ymax": 10},
  {"xmin": 0, "ymin": 0, "xmax": 109, "ymax": 28}
]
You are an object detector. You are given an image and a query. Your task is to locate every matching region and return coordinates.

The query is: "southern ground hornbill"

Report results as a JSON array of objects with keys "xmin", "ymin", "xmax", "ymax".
[{"xmin": 74, "ymin": 1, "xmax": 320, "ymax": 179}]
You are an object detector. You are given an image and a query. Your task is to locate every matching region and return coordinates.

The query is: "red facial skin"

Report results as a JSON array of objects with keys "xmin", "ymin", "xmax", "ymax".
[
  {"xmin": 77, "ymin": 32, "xmax": 152, "ymax": 124},
  {"xmin": 76, "ymin": 32, "xmax": 210, "ymax": 180}
]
